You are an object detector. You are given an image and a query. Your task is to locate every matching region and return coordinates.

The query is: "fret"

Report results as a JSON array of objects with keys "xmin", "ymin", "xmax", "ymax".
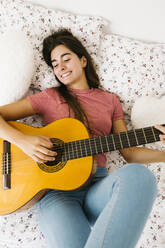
[
  {"xmin": 118, "ymin": 133, "xmax": 123, "ymax": 149},
  {"xmin": 93, "ymin": 138, "xmax": 99, "ymax": 154},
  {"xmin": 111, "ymin": 135, "xmax": 116, "ymax": 150},
  {"xmin": 133, "ymin": 129, "xmax": 139, "ymax": 145},
  {"xmin": 120, "ymin": 132, "xmax": 130, "ymax": 148},
  {"xmin": 89, "ymin": 138, "xmax": 98, "ymax": 155},
  {"xmin": 134, "ymin": 129, "xmax": 147, "ymax": 145},
  {"xmin": 75, "ymin": 141, "xmax": 79, "ymax": 158},
  {"xmin": 68, "ymin": 142, "xmax": 75, "ymax": 160},
  {"xmin": 76, "ymin": 140, "xmax": 83, "ymax": 158},
  {"xmin": 126, "ymin": 132, "xmax": 131, "ymax": 147},
  {"xmin": 143, "ymin": 127, "xmax": 156, "ymax": 144},
  {"xmin": 88, "ymin": 139, "xmax": 92, "ymax": 155},
  {"xmin": 99, "ymin": 136, "xmax": 104, "ymax": 153},
  {"xmin": 105, "ymin": 136, "xmax": 109, "ymax": 152},
  {"xmin": 105, "ymin": 135, "xmax": 115, "ymax": 152},
  {"xmin": 142, "ymin": 128, "xmax": 147, "ymax": 143},
  {"xmin": 101, "ymin": 136, "xmax": 109, "ymax": 153},
  {"xmin": 63, "ymin": 143, "xmax": 70, "ymax": 161},
  {"xmin": 113, "ymin": 133, "xmax": 123, "ymax": 150},
  {"xmin": 95, "ymin": 137, "xmax": 103, "ymax": 154},
  {"xmin": 83, "ymin": 139, "xmax": 88, "ymax": 157},
  {"xmin": 61, "ymin": 144, "xmax": 66, "ymax": 162},
  {"xmin": 127, "ymin": 130, "xmax": 138, "ymax": 147},
  {"xmin": 151, "ymin": 127, "xmax": 157, "ymax": 142},
  {"xmin": 78, "ymin": 140, "xmax": 87, "ymax": 158},
  {"xmin": 72, "ymin": 141, "xmax": 78, "ymax": 159},
  {"xmin": 152, "ymin": 127, "xmax": 162, "ymax": 141},
  {"xmin": 85, "ymin": 139, "xmax": 92, "ymax": 157}
]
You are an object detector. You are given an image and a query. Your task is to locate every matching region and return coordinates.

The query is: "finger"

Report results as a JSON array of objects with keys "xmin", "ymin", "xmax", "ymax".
[
  {"xmin": 35, "ymin": 151, "xmax": 56, "ymax": 162},
  {"xmin": 32, "ymin": 154, "xmax": 48, "ymax": 163},
  {"xmin": 39, "ymin": 136, "xmax": 54, "ymax": 148},
  {"xmin": 159, "ymin": 135, "xmax": 165, "ymax": 142},
  {"xmin": 154, "ymin": 125, "xmax": 165, "ymax": 134},
  {"xmin": 37, "ymin": 146, "xmax": 57, "ymax": 156}
]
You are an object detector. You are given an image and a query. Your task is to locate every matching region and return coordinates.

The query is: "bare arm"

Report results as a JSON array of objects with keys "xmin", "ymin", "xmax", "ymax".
[
  {"xmin": 112, "ymin": 119, "xmax": 165, "ymax": 164},
  {"xmin": 0, "ymin": 98, "xmax": 56, "ymax": 162},
  {"xmin": 0, "ymin": 98, "xmax": 36, "ymax": 144},
  {"xmin": 0, "ymin": 98, "xmax": 36, "ymax": 121}
]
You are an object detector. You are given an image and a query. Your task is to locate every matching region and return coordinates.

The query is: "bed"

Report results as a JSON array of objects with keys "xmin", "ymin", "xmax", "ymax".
[{"xmin": 0, "ymin": 0, "xmax": 165, "ymax": 247}]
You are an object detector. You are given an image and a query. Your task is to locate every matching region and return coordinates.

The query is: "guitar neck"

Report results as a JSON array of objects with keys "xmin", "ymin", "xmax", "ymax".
[{"xmin": 60, "ymin": 125, "xmax": 164, "ymax": 162}]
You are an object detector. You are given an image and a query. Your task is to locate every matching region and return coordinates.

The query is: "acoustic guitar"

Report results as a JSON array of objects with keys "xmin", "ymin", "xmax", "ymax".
[{"xmin": 0, "ymin": 118, "xmax": 163, "ymax": 215}]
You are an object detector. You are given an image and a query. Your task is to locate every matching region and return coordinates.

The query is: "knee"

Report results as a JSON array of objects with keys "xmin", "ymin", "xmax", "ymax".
[
  {"xmin": 37, "ymin": 190, "xmax": 61, "ymax": 215},
  {"xmin": 123, "ymin": 163, "xmax": 157, "ymax": 195}
]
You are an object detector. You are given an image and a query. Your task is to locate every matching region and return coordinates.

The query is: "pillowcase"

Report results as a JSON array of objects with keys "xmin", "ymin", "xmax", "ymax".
[
  {"xmin": 0, "ymin": 0, "xmax": 107, "ymax": 91},
  {"xmin": 0, "ymin": 30, "xmax": 35, "ymax": 105},
  {"xmin": 131, "ymin": 95, "xmax": 165, "ymax": 129},
  {"xmin": 98, "ymin": 33, "xmax": 165, "ymax": 116}
]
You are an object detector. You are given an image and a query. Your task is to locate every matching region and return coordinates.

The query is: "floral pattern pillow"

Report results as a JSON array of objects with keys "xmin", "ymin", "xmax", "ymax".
[
  {"xmin": 98, "ymin": 34, "xmax": 165, "ymax": 116},
  {"xmin": 0, "ymin": 0, "xmax": 107, "ymax": 90}
]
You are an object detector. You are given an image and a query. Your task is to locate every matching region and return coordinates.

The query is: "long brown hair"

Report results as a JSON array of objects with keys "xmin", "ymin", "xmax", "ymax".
[{"xmin": 42, "ymin": 29, "xmax": 101, "ymax": 133}]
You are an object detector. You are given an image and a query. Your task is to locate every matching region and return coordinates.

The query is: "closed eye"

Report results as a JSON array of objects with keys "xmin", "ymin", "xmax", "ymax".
[
  {"xmin": 53, "ymin": 64, "xmax": 58, "ymax": 69},
  {"xmin": 64, "ymin": 58, "xmax": 70, "ymax": 62},
  {"xmin": 52, "ymin": 57, "xmax": 71, "ymax": 69}
]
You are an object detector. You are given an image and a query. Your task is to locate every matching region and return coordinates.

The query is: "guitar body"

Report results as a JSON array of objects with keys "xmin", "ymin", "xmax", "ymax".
[
  {"xmin": 0, "ymin": 117, "xmax": 162, "ymax": 215},
  {"xmin": 0, "ymin": 118, "xmax": 94, "ymax": 215}
]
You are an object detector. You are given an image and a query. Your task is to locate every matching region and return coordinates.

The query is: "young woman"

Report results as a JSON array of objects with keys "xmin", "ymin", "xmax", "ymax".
[{"xmin": 0, "ymin": 29, "xmax": 165, "ymax": 248}]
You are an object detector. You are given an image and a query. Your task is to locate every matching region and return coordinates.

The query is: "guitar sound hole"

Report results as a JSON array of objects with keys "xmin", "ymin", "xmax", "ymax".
[
  {"xmin": 37, "ymin": 138, "xmax": 66, "ymax": 173},
  {"xmin": 45, "ymin": 151, "xmax": 61, "ymax": 166}
]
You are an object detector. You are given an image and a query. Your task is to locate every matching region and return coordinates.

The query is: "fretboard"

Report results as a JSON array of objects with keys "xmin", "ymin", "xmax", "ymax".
[{"xmin": 55, "ymin": 125, "xmax": 164, "ymax": 162}]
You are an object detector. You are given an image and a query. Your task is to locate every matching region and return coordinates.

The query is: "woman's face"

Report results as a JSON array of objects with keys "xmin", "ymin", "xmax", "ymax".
[{"xmin": 51, "ymin": 45, "xmax": 87, "ymax": 89}]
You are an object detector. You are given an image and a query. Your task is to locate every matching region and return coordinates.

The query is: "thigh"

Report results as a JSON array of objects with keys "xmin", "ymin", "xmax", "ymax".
[
  {"xmin": 84, "ymin": 163, "xmax": 157, "ymax": 227},
  {"xmin": 83, "ymin": 166, "xmax": 114, "ymax": 226},
  {"xmin": 37, "ymin": 189, "xmax": 91, "ymax": 248}
]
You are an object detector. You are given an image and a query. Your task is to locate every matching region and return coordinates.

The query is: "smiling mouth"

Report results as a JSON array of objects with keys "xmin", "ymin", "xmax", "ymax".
[{"xmin": 61, "ymin": 71, "xmax": 72, "ymax": 79}]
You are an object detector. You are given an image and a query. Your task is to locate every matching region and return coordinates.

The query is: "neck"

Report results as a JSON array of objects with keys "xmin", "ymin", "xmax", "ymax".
[{"xmin": 67, "ymin": 74, "xmax": 89, "ymax": 90}]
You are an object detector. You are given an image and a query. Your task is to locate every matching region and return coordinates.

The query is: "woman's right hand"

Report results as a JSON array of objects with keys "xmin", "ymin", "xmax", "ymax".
[{"xmin": 16, "ymin": 134, "xmax": 57, "ymax": 163}]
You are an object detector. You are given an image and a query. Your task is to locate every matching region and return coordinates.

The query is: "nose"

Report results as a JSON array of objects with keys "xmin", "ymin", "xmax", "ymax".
[{"xmin": 59, "ymin": 61, "xmax": 66, "ymax": 71}]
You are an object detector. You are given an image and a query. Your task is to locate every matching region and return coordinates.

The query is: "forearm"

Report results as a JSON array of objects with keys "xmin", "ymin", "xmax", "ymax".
[
  {"xmin": 120, "ymin": 146, "xmax": 165, "ymax": 164},
  {"xmin": 0, "ymin": 115, "xmax": 25, "ymax": 145}
]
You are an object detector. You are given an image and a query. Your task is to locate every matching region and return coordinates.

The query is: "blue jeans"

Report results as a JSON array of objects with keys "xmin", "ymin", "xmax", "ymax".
[{"xmin": 37, "ymin": 163, "xmax": 157, "ymax": 248}]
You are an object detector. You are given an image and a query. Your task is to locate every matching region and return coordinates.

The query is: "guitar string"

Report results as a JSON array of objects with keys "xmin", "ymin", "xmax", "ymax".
[
  {"xmin": 0, "ymin": 133, "xmax": 160, "ymax": 170},
  {"xmin": 2, "ymin": 135, "xmax": 160, "ymax": 174},
  {"xmin": 0, "ymin": 131, "xmax": 160, "ymax": 159},
  {"xmin": 0, "ymin": 128, "xmax": 161, "ymax": 171},
  {"xmin": 0, "ymin": 130, "xmax": 160, "ymax": 160}
]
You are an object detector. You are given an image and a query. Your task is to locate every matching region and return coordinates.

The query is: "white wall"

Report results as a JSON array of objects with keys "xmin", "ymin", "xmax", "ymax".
[{"xmin": 27, "ymin": 0, "xmax": 165, "ymax": 43}]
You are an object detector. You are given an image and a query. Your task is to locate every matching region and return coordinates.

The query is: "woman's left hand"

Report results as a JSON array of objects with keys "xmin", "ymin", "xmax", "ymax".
[{"xmin": 155, "ymin": 125, "xmax": 165, "ymax": 145}]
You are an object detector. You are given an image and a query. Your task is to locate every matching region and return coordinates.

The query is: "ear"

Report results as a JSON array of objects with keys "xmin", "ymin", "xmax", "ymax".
[{"xmin": 81, "ymin": 56, "xmax": 87, "ymax": 68}]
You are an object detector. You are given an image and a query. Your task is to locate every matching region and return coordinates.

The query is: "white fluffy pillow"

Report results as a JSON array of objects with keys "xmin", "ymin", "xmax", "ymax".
[
  {"xmin": 0, "ymin": 30, "xmax": 35, "ymax": 105},
  {"xmin": 131, "ymin": 95, "xmax": 165, "ymax": 128}
]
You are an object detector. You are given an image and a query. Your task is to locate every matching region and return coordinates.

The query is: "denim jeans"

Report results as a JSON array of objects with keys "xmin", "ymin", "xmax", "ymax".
[{"xmin": 37, "ymin": 163, "xmax": 157, "ymax": 248}]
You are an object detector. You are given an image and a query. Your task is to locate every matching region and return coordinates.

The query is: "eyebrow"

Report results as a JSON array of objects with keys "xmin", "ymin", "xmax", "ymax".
[{"xmin": 51, "ymin": 52, "xmax": 71, "ymax": 63}]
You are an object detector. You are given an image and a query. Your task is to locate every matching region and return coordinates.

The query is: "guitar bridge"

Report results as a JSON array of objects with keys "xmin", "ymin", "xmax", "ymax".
[{"xmin": 2, "ymin": 141, "xmax": 11, "ymax": 190}]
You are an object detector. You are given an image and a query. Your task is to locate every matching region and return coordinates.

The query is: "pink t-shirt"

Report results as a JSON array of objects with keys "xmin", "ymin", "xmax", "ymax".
[{"xmin": 27, "ymin": 87, "xmax": 124, "ymax": 167}]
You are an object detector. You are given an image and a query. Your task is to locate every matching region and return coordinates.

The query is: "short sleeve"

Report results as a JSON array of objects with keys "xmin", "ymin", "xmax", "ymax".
[
  {"xmin": 26, "ymin": 89, "xmax": 49, "ymax": 115},
  {"xmin": 112, "ymin": 94, "xmax": 124, "ymax": 121}
]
